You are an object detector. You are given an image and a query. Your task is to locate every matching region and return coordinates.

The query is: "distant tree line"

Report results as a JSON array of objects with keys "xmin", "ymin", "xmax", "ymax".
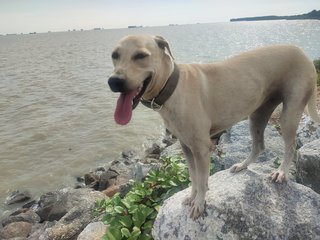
[{"xmin": 230, "ymin": 10, "xmax": 320, "ymax": 22}]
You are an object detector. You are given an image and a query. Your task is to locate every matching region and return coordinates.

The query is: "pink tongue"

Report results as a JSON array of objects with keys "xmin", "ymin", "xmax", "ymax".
[{"xmin": 114, "ymin": 90, "xmax": 137, "ymax": 125}]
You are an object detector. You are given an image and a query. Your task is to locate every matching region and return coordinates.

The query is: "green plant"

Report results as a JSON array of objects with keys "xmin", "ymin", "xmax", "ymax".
[
  {"xmin": 99, "ymin": 155, "xmax": 190, "ymax": 240},
  {"xmin": 273, "ymin": 157, "xmax": 281, "ymax": 168},
  {"xmin": 313, "ymin": 59, "xmax": 320, "ymax": 86}
]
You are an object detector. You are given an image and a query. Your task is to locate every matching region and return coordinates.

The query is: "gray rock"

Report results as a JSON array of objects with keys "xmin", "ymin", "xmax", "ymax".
[
  {"xmin": 34, "ymin": 188, "xmax": 105, "ymax": 240},
  {"xmin": 296, "ymin": 117, "xmax": 320, "ymax": 148},
  {"xmin": 28, "ymin": 221, "xmax": 55, "ymax": 240},
  {"xmin": 1, "ymin": 209, "xmax": 40, "ymax": 227},
  {"xmin": 132, "ymin": 162, "xmax": 162, "ymax": 182},
  {"xmin": 296, "ymin": 139, "xmax": 320, "ymax": 193},
  {"xmin": 217, "ymin": 120, "xmax": 284, "ymax": 169},
  {"xmin": 77, "ymin": 221, "xmax": 107, "ymax": 240},
  {"xmin": 145, "ymin": 143, "xmax": 161, "ymax": 159},
  {"xmin": 98, "ymin": 169, "xmax": 119, "ymax": 191},
  {"xmin": 5, "ymin": 190, "xmax": 31, "ymax": 205},
  {"xmin": 84, "ymin": 172, "xmax": 99, "ymax": 189},
  {"xmin": 35, "ymin": 191, "xmax": 66, "ymax": 222},
  {"xmin": 121, "ymin": 149, "xmax": 137, "ymax": 160},
  {"xmin": 0, "ymin": 221, "xmax": 32, "ymax": 239},
  {"xmin": 162, "ymin": 129, "xmax": 178, "ymax": 147},
  {"xmin": 153, "ymin": 168, "xmax": 320, "ymax": 240},
  {"xmin": 160, "ymin": 142, "xmax": 183, "ymax": 158}
]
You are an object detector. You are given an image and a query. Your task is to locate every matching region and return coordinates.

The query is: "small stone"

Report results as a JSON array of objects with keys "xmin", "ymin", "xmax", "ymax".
[
  {"xmin": 76, "ymin": 176, "xmax": 85, "ymax": 183},
  {"xmin": 122, "ymin": 150, "xmax": 136, "ymax": 159},
  {"xmin": 102, "ymin": 185, "xmax": 120, "ymax": 198},
  {"xmin": 84, "ymin": 173, "xmax": 99, "ymax": 190},
  {"xmin": 94, "ymin": 167, "xmax": 106, "ymax": 172},
  {"xmin": 22, "ymin": 200, "xmax": 37, "ymax": 209},
  {"xmin": 5, "ymin": 190, "xmax": 31, "ymax": 205},
  {"xmin": 98, "ymin": 169, "xmax": 119, "ymax": 191},
  {"xmin": 145, "ymin": 143, "xmax": 161, "ymax": 157},
  {"xmin": 162, "ymin": 129, "xmax": 177, "ymax": 147},
  {"xmin": 2, "ymin": 210, "xmax": 40, "ymax": 227},
  {"xmin": 118, "ymin": 182, "xmax": 134, "ymax": 197}
]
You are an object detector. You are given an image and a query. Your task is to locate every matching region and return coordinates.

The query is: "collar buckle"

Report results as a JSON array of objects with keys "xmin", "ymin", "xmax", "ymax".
[{"xmin": 150, "ymin": 98, "xmax": 163, "ymax": 111}]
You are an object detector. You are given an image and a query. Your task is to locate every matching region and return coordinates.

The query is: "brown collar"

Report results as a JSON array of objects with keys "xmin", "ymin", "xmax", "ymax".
[{"xmin": 140, "ymin": 63, "xmax": 180, "ymax": 111}]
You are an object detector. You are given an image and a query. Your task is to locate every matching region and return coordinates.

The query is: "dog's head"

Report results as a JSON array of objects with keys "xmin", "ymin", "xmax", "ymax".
[{"xmin": 108, "ymin": 35, "xmax": 174, "ymax": 125}]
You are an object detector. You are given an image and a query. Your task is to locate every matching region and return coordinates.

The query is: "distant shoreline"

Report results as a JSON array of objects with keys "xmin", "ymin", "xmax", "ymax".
[{"xmin": 231, "ymin": 9, "xmax": 320, "ymax": 22}]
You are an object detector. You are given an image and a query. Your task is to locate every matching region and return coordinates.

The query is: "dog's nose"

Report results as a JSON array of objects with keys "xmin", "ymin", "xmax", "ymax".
[{"xmin": 108, "ymin": 77, "xmax": 126, "ymax": 92}]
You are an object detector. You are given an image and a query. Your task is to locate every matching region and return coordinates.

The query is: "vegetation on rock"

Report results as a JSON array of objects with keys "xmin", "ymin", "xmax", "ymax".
[
  {"xmin": 96, "ymin": 155, "xmax": 190, "ymax": 240},
  {"xmin": 314, "ymin": 59, "xmax": 320, "ymax": 86}
]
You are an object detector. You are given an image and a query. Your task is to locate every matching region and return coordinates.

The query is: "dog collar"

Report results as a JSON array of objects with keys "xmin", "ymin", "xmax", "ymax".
[{"xmin": 140, "ymin": 63, "xmax": 180, "ymax": 111}]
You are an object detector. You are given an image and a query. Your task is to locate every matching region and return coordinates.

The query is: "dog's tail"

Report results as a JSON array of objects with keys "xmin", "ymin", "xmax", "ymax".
[{"xmin": 305, "ymin": 85, "xmax": 320, "ymax": 123}]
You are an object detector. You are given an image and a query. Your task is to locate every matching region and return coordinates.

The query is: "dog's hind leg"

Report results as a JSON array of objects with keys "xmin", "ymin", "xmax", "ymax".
[
  {"xmin": 180, "ymin": 141, "xmax": 197, "ymax": 206},
  {"xmin": 230, "ymin": 99, "xmax": 280, "ymax": 173},
  {"xmin": 270, "ymin": 102, "xmax": 304, "ymax": 183}
]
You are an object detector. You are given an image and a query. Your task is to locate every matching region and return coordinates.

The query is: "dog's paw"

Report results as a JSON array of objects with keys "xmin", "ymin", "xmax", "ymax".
[
  {"xmin": 182, "ymin": 190, "xmax": 197, "ymax": 206},
  {"xmin": 269, "ymin": 170, "xmax": 289, "ymax": 183},
  {"xmin": 189, "ymin": 196, "xmax": 205, "ymax": 220},
  {"xmin": 230, "ymin": 163, "xmax": 247, "ymax": 173},
  {"xmin": 182, "ymin": 196, "xmax": 194, "ymax": 206}
]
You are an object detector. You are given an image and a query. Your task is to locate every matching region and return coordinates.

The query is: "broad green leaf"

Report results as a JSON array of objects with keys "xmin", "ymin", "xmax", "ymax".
[
  {"xmin": 132, "ymin": 226, "xmax": 141, "ymax": 238},
  {"xmin": 128, "ymin": 205, "xmax": 139, "ymax": 214},
  {"xmin": 121, "ymin": 227, "xmax": 131, "ymax": 238},
  {"xmin": 141, "ymin": 206, "xmax": 153, "ymax": 219},
  {"xmin": 106, "ymin": 226, "xmax": 122, "ymax": 240},
  {"xmin": 121, "ymin": 198, "xmax": 131, "ymax": 209},
  {"xmin": 114, "ymin": 206, "xmax": 125, "ymax": 214},
  {"xmin": 142, "ymin": 220, "xmax": 153, "ymax": 231},
  {"xmin": 139, "ymin": 233, "xmax": 153, "ymax": 240},
  {"xmin": 119, "ymin": 215, "xmax": 133, "ymax": 228},
  {"xmin": 133, "ymin": 211, "xmax": 145, "ymax": 228},
  {"xmin": 113, "ymin": 195, "xmax": 122, "ymax": 205},
  {"xmin": 105, "ymin": 205, "xmax": 114, "ymax": 213},
  {"xmin": 154, "ymin": 205, "xmax": 161, "ymax": 212},
  {"xmin": 127, "ymin": 193, "xmax": 142, "ymax": 203},
  {"xmin": 169, "ymin": 180, "xmax": 177, "ymax": 186}
]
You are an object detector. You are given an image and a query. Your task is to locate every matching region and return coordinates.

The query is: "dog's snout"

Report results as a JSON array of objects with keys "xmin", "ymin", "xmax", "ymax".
[{"xmin": 108, "ymin": 77, "xmax": 126, "ymax": 92}]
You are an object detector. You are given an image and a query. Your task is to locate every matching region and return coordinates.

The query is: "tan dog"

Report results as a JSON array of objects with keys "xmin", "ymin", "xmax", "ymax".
[{"xmin": 108, "ymin": 35, "xmax": 320, "ymax": 219}]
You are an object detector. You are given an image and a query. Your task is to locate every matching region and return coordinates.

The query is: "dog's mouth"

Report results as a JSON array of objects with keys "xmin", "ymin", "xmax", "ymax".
[{"xmin": 114, "ymin": 76, "xmax": 152, "ymax": 125}]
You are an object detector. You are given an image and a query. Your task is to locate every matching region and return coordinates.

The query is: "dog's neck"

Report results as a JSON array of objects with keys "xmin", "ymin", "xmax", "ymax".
[{"xmin": 141, "ymin": 63, "xmax": 180, "ymax": 110}]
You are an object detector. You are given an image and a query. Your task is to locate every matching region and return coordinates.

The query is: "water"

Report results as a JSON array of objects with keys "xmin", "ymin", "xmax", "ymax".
[{"xmin": 1, "ymin": 20, "xmax": 320, "ymax": 216}]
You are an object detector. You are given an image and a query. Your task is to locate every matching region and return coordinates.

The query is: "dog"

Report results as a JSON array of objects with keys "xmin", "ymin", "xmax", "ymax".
[{"xmin": 108, "ymin": 35, "xmax": 320, "ymax": 219}]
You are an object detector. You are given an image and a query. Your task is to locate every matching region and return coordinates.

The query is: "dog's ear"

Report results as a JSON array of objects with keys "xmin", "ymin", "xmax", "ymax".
[{"xmin": 154, "ymin": 36, "xmax": 174, "ymax": 59}]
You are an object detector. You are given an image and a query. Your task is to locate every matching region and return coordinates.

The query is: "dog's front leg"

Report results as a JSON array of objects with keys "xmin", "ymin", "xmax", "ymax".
[
  {"xmin": 180, "ymin": 141, "xmax": 197, "ymax": 206},
  {"xmin": 189, "ymin": 143, "xmax": 211, "ymax": 220}
]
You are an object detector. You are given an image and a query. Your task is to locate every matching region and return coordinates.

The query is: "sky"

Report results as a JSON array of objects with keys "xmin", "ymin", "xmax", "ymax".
[{"xmin": 0, "ymin": 0, "xmax": 319, "ymax": 34}]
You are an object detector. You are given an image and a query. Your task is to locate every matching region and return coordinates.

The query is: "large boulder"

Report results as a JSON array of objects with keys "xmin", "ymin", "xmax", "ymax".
[
  {"xmin": 152, "ymin": 167, "xmax": 320, "ymax": 240},
  {"xmin": 296, "ymin": 139, "xmax": 320, "ymax": 194}
]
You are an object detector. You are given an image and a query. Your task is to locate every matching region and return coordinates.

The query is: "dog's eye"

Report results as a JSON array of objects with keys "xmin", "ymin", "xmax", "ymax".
[
  {"xmin": 112, "ymin": 51, "xmax": 120, "ymax": 60},
  {"xmin": 133, "ymin": 53, "xmax": 148, "ymax": 60}
]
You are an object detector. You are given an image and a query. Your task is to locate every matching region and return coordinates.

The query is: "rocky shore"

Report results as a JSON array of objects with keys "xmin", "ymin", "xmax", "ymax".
[
  {"xmin": 0, "ymin": 131, "xmax": 177, "ymax": 240},
  {"xmin": 1, "ymin": 114, "xmax": 320, "ymax": 239}
]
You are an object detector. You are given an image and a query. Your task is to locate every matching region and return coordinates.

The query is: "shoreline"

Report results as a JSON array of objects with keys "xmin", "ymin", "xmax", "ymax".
[
  {"xmin": 1, "ymin": 112, "xmax": 320, "ymax": 239},
  {"xmin": 0, "ymin": 130, "xmax": 178, "ymax": 239}
]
